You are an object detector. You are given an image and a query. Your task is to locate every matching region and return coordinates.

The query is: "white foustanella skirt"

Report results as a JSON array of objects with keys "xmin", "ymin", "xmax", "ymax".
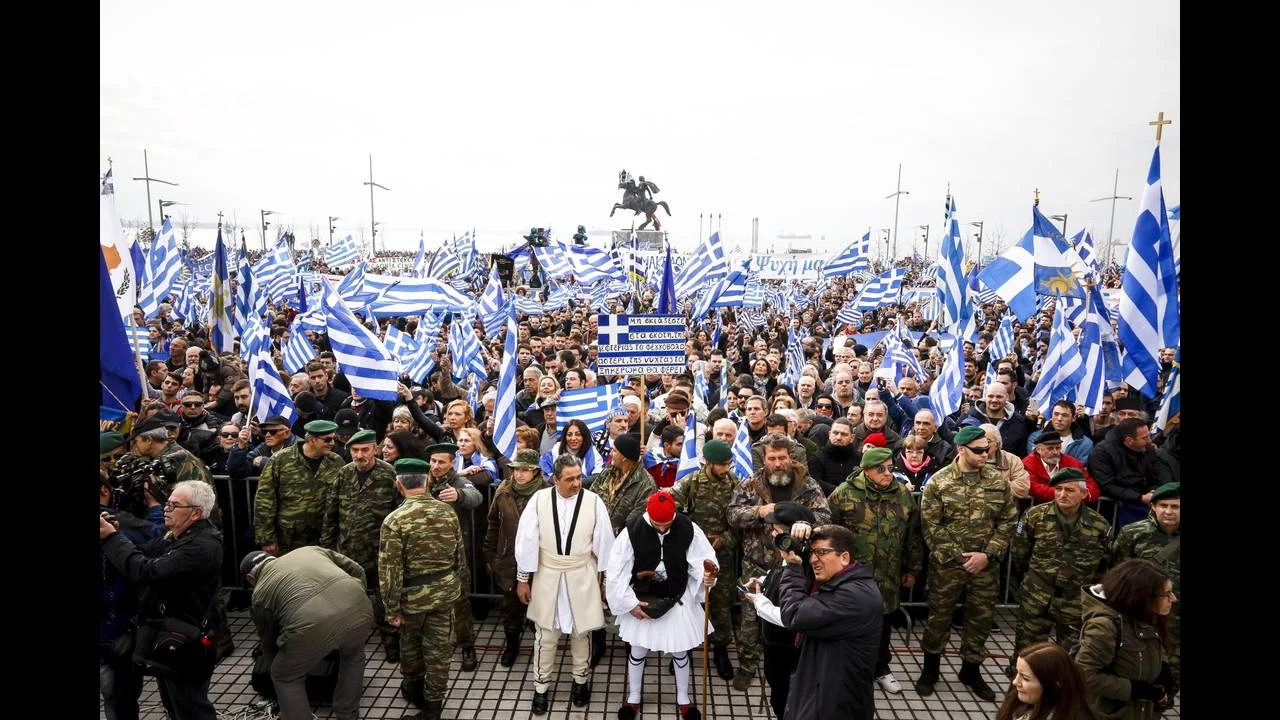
[{"xmin": 614, "ymin": 588, "xmax": 713, "ymax": 653}]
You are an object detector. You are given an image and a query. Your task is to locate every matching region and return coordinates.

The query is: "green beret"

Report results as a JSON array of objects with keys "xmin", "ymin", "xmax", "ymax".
[
  {"xmin": 702, "ymin": 440, "xmax": 732, "ymax": 464},
  {"xmin": 345, "ymin": 429, "xmax": 377, "ymax": 447},
  {"xmin": 1049, "ymin": 467, "xmax": 1086, "ymax": 486},
  {"xmin": 860, "ymin": 447, "xmax": 894, "ymax": 469},
  {"xmin": 304, "ymin": 419, "xmax": 339, "ymax": 434},
  {"xmin": 954, "ymin": 426, "xmax": 986, "ymax": 447},
  {"xmin": 508, "ymin": 449, "xmax": 542, "ymax": 469},
  {"xmin": 1150, "ymin": 482, "xmax": 1180, "ymax": 502},
  {"xmin": 100, "ymin": 432, "xmax": 128, "ymax": 454},
  {"xmin": 395, "ymin": 458, "xmax": 430, "ymax": 474},
  {"xmin": 426, "ymin": 442, "xmax": 459, "ymax": 457}
]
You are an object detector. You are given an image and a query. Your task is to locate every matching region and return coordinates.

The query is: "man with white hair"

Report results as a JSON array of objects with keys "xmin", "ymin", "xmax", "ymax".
[
  {"xmin": 711, "ymin": 418, "xmax": 738, "ymax": 445},
  {"xmin": 980, "ymin": 424, "xmax": 1030, "ymax": 499}
]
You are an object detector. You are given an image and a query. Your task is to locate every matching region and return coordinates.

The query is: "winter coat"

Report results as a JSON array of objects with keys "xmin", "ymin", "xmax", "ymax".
[{"xmin": 1076, "ymin": 584, "xmax": 1169, "ymax": 720}]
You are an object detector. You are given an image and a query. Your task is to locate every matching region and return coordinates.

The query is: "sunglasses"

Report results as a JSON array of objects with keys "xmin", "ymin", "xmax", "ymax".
[
  {"xmin": 182, "ymin": 401, "xmax": 204, "ymax": 407},
  {"xmin": 219, "ymin": 432, "xmax": 238, "ymax": 438},
  {"xmin": 965, "ymin": 445, "xmax": 991, "ymax": 455},
  {"xmin": 816, "ymin": 403, "xmax": 833, "ymax": 409},
  {"xmin": 264, "ymin": 427, "xmax": 289, "ymax": 435}
]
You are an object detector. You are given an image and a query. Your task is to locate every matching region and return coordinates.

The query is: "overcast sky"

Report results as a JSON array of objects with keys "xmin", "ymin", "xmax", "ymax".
[{"xmin": 101, "ymin": 1, "xmax": 1179, "ymax": 261}]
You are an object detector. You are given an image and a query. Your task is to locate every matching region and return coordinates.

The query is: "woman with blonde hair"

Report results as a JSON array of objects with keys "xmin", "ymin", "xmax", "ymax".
[{"xmin": 454, "ymin": 427, "xmax": 500, "ymax": 490}]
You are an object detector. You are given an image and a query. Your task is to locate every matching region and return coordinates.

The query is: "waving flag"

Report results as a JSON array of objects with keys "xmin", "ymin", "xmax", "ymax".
[
  {"xmin": 1029, "ymin": 299, "xmax": 1086, "ymax": 416},
  {"xmin": 255, "ymin": 237, "xmax": 298, "ymax": 306},
  {"xmin": 477, "ymin": 266, "xmax": 507, "ymax": 337},
  {"xmin": 984, "ymin": 312, "xmax": 1016, "ymax": 385},
  {"xmin": 979, "ymin": 206, "xmax": 1085, "ymax": 320},
  {"xmin": 930, "ymin": 336, "xmax": 965, "ymax": 423},
  {"xmin": 657, "ymin": 245, "xmax": 677, "ymax": 314},
  {"xmin": 673, "ymin": 231, "xmax": 728, "ymax": 298},
  {"xmin": 412, "ymin": 233, "xmax": 428, "ymax": 278},
  {"xmin": 937, "ymin": 194, "xmax": 975, "ymax": 339},
  {"xmin": 234, "ymin": 241, "xmax": 266, "ymax": 346},
  {"xmin": 427, "ymin": 242, "xmax": 462, "ymax": 280},
  {"xmin": 731, "ymin": 419, "xmax": 753, "ymax": 481},
  {"xmin": 514, "ymin": 294, "xmax": 545, "ymax": 315},
  {"xmin": 1073, "ymin": 228, "xmax": 1100, "ymax": 280},
  {"xmin": 1118, "ymin": 144, "xmax": 1181, "ymax": 398},
  {"xmin": 320, "ymin": 281, "xmax": 401, "ymax": 400},
  {"xmin": 568, "ymin": 245, "xmax": 626, "ymax": 285},
  {"xmin": 556, "ymin": 383, "xmax": 623, "ymax": 433},
  {"xmin": 493, "ymin": 309, "xmax": 519, "ymax": 459},
  {"xmin": 782, "ymin": 325, "xmax": 805, "ymax": 389},
  {"xmin": 690, "ymin": 268, "xmax": 748, "ymax": 319},
  {"xmin": 210, "ymin": 228, "xmax": 235, "ymax": 352},
  {"xmin": 850, "ymin": 267, "xmax": 908, "ymax": 312},
  {"xmin": 448, "ymin": 316, "xmax": 488, "ymax": 382},
  {"xmin": 1154, "ymin": 346, "xmax": 1180, "ymax": 433},
  {"xmin": 823, "ymin": 232, "xmax": 872, "ymax": 278},
  {"xmin": 1168, "ymin": 205, "xmax": 1180, "ymax": 278},
  {"xmin": 693, "ymin": 362, "xmax": 710, "ymax": 407},
  {"xmin": 1073, "ymin": 284, "xmax": 1122, "ymax": 413},
  {"xmin": 244, "ymin": 314, "xmax": 298, "ymax": 425},
  {"xmin": 283, "ymin": 319, "xmax": 317, "ymax": 374},
  {"xmin": 455, "ymin": 230, "xmax": 476, "ymax": 277},
  {"xmin": 675, "ymin": 411, "xmax": 700, "ymax": 482},
  {"xmin": 326, "ymin": 234, "xmax": 360, "ymax": 269},
  {"xmin": 138, "ymin": 218, "xmax": 183, "ymax": 319},
  {"xmin": 101, "ymin": 246, "xmax": 143, "ymax": 412}
]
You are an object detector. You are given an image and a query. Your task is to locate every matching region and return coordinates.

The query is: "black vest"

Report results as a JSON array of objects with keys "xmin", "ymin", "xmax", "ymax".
[{"xmin": 626, "ymin": 513, "xmax": 693, "ymax": 600}]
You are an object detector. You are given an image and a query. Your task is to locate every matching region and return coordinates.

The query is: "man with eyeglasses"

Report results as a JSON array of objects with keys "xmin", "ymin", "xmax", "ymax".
[
  {"xmin": 200, "ymin": 423, "xmax": 241, "ymax": 476},
  {"xmin": 826, "ymin": 447, "xmax": 923, "ymax": 696},
  {"xmin": 915, "ymin": 425, "xmax": 1017, "ymax": 702},
  {"xmin": 127, "ymin": 412, "xmax": 215, "ymax": 495},
  {"xmin": 228, "ymin": 415, "xmax": 297, "ymax": 479},
  {"xmin": 254, "ymin": 419, "xmax": 346, "ymax": 557}
]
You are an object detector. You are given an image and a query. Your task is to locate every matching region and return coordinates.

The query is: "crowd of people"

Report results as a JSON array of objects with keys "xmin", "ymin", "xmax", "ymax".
[{"xmin": 101, "ymin": 255, "xmax": 1180, "ymax": 719}]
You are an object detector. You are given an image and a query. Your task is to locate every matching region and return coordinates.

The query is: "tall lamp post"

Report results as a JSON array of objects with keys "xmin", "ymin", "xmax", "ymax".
[
  {"xmin": 131, "ymin": 149, "xmax": 178, "ymax": 234},
  {"xmin": 260, "ymin": 209, "xmax": 279, "ymax": 252},
  {"xmin": 1090, "ymin": 168, "xmax": 1132, "ymax": 267},
  {"xmin": 918, "ymin": 224, "xmax": 930, "ymax": 258},
  {"xmin": 328, "ymin": 216, "xmax": 340, "ymax": 246},
  {"xmin": 968, "ymin": 221, "xmax": 985, "ymax": 270},
  {"xmin": 1049, "ymin": 213, "xmax": 1068, "ymax": 238},
  {"xmin": 884, "ymin": 163, "xmax": 909, "ymax": 258},
  {"xmin": 879, "ymin": 228, "xmax": 891, "ymax": 263},
  {"xmin": 363, "ymin": 154, "xmax": 391, "ymax": 255},
  {"xmin": 157, "ymin": 200, "xmax": 184, "ymax": 237}
]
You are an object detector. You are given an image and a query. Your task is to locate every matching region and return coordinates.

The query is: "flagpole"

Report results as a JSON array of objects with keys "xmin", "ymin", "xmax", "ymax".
[{"xmin": 127, "ymin": 314, "xmax": 148, "ymax": 404}]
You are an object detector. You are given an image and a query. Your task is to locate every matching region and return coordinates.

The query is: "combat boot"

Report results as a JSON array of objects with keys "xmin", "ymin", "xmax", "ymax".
[
  {"xmin": 400, "ymin": 677, "xmax": 426, "ymax": 710},
  {"xmin": 915, "ymin": 651, "xmax": 942, "ymax": 696},
  {"xmin": 713, "ymin": 643, "xmax": 734, "ymax": 681},
  {"xmin": 500, "ymin": 630, "xmax": 522, "ymax": 667},
  {"xmin": 460, "ymin": 645, "xmax": 478, "ymax": 672},
  {"xmin": 423, "ymin": 699, "xmax": 445, "ymax": 720},
  {"xmin": 958, "ymin": 660, "xmax": 997, "ymax": 701}
]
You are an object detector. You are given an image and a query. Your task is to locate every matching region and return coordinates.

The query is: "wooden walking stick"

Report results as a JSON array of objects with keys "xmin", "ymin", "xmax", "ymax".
[{"xmin": 702, "ymin": 557, "xmax": 718, "ymax": 712}]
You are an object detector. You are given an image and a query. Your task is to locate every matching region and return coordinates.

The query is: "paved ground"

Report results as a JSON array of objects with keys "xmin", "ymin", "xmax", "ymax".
[{"xmin": 113, "ymin": 606, "xmax": 1180, "ymax": 719}]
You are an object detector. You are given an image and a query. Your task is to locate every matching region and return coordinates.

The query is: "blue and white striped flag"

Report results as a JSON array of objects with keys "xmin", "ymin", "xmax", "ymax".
[
  {"xmin": 478, "ymin": 266, "xmax": 507, "ymax": 337},
  {"xmin": 412, "ymin": 233, "xmax": 428, "ymax": 278},
  {"xmin": 448, "ymin": 316, "xmax": 488, "ymax": 382},
  {"xmin": 336, "ymin": 261, "xmax": 373, "ymax": 306},
  {"xmin": 455, "ymin": 230, "xmax": 476, "ymax": 277},
  {"xmin": 124, "ymin": 325, "xmax": 151, "ymax": 358},
  {"xmin": 984, "ymin": 313, "xmax": 1016, "ymax": 385},
  {"xmin": 675, "ymin": 410, "xmax": 700, "ymax": 482},
  {"xmin": 823, "ymin": 232, "xmax": 872, "ymax": 278},
  {"xmin": 493, "ymin": 309, "xmax": 519, "ymax": 459},
  {"xmin": 937, "ymin": 195, "xmax": 975, "ymax": 338},
  {"xmin": 210, "ymin": 228, "xmax": 235, "ymax": 352},
  {"xmin": 1073, "ymin": 283, "xmax": 1122, "ymax": 413},
  {"xmin": 967, "ymin": 264, "xmax": 1000, "ymax": 304},
  {"xmin": 782, "ymin": 325, "xmax": 805, "ymax": 389},
  {"xmin": 320, "ymin": 281, "xmax": 401, "ymax": 400},
  {"xmin": 731, "ymin": 419, "xmax": 753, "ymax": 481},
  {"xmin": 234, "ymin": 242, "xmax": 266, "ymax": 347},
  {"xmin": 532, "ymin": 243, "xmax": 574, "ymax": 281},
  {"xmin": 466, "ymin": 377, "xmax": 480, "ymax": 414},
  {"xmin": 979, "ymin": 206, "xmax": 1085, "ymax": 320},
  {"xmin": 693, "ymin": 362, "xmax": 710, "ymax": 407},
  {"xmin": 930, "ymin": 336, "xmax": 965, "ymax": 422},
  {"xmin": 740, "ymin": 309, "xmax": 767, "ymax": 332},
  {"xmin": 690, "ymin": 269, "xmax": 748, "ymax": 319},
  {"xmin": 1073, "ymin": 228, "xmax": 1100, "ymax": 280},
  {"xmin": 426, "ymin": 243, "xmax": 462, "ymax": 280},
  {"xmin": 1168, "ymin": 205, "xmax": 1180, "ymax": 278},
  {"xmin": 1028, "ymin": 299, "xmax": 1087, "ymax": 416},
  {"xmin": 851, "ymin": 267, "xmax": 908, "ymax": 312},
  {"xmin": 245, "ymin": 315, "xmax": 298, "ymax": 425},
  {"xmin": 382, "ymin": 324, "xmax": 416, "ymax": 367},
  {"xmin": 138, "ymin": 218, "xmax": 183, "ymax": 319},
  {"xmin": 282, "ymin": 319, "xmax": 317, "ymax": 374},
  {"xmin": 326, "ymin": 234, "xmax": 360, "ymax": 269},
  {"xmin": 1118, "ymin": 144, "xmax": 1181, "ymax": 399},
  {"xmin": 569, "ymin": 245, "xmax": 627, "ymax": 285},
  {"xmin": 556, "ymin": 383, "xmax": 623, "ymax": 433},
  {"xmin": 673, "ymin": 231, "xmax": 729, "ymax": 298},
  {"xmin": 719, "ymin": 356, "xmax": 730, "ymax": 410},
  {"xmin": 255, "ymin": 237, "xmax": 298, "ymax": 306},
  {"xmin": 742, "ymin": 274, "xmax": 767, "ymax": 308},
  {"xmin": 1154, "ymin": 346, "xmax": 1179, "ymax": 433},
  {"xmin": 514, "ymin": 294, "xmax": 545, "ymax": 315},
  {"xmin": 835, "ymin": 301, "xmax": 864, "ymax": 328}
]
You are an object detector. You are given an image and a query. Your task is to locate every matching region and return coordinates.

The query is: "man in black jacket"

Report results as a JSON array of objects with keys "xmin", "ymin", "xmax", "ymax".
[
  {"xmin": 1087, "ymin": 417, "xmax": 1175, "ymax": 528},
  {"xmin": 807, "ymin": 418, "xmax": 859, "ymax": 494},
  {"xmin": 100, "ymin": 480, "xmax": 224, "ymax": 720},
  {"xmin": 778, "ymin": 524, "xmax": 881, "ymax": 720}
]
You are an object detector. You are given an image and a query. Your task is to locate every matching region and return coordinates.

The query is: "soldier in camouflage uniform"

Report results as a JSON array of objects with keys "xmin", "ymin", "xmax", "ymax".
[
  {"xmin": 826, "ymin": 446, "xmax": 924, "ymax": 694},
  {"xmin": 320, "ymin": 429, "xmax": 402, "ymax": 663},
  {"xmin": 482, "ymin": 448, "xmax": 545, "ymax": 668},
  {"xmin": 670, "ymin": 439, "xmax": 741, "ymax": 680},
  {"xmin": 916, "ymin": 425, "xmax": 1018, "ymax": 702},
  {"xmin": 423, "ymin": 442, "xmax": 484, "ymax": 672},
  {"xmin": 254, "ymin": 419, "xmax": 346, "ymax": 556},
  {"xmin": 381, "ymin": 458, "xmax": 466, "ymax": 720},
  {"xmin": 1008, "ymin": 467, "xmax": 1111, "ymax": 677},
  {"xmin": 1111, "ymin": 481, "xmax": 1180, "ymax": 697},
  {"xmin": 726, "ymin": 433, "xmax": 831, "ymax": 691},
  {"xmin": 585, "ymin": 433, "xmax": 656, "ymax": 667}
]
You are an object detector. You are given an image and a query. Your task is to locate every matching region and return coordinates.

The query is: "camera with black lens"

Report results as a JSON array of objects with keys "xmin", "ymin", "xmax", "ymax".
[
  {"xmin": 773, "ymin": 532, "xmax": 809, "ymax": 557},
  {"xmin": 108, "ymin": 454, "xmax": 177, "ymax": 515}
]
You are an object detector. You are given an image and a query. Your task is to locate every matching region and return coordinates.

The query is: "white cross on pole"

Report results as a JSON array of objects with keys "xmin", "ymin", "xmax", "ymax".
[{"xmin": 598, "ymin": 314, "xmax": 627, "ymax": 346}]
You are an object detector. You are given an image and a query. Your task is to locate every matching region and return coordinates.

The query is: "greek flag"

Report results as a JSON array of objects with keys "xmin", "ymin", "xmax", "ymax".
[
  {"xmin": 234, "ymin": 242, "xmax": 266, "ymax": 346},
  {"xmin": 719, "ymin": 357, "xmax": 730, "ymax": 410},
  {"xmin": 477, "ymin": 266, "xmax": 507, "ymax": 337},
  {"xmin": 138, "ymin": 218, "xmax": 183, "ymax": 319},
  {"xmin": 851, "ymin": 267, "xmax": 908, "ymax": 312},
  {"xmin": 966, "ymin": 264, "xmax": 1000, "ymax": 304},
  {"xmin": 673, "ymin": 231, "xmax": 729, "ymax": 298},
  {"xmin": 411, "ymin": 234, "xmax": 428, "ymax": 278},
  {"xmin": 427, "ymin": 243, "xmax": 462, "ymax": 280},
  {"xmin": 835, "ymin": 302, "xmax": 864, "ymax": 328},
  {"xmin": 690, "ymin": 269, "xmax": 748, "ymax": 319},
  {"xmin": 466, "ymin": 377, "xmax": 480, "ymax": 414},
  {"xmin": 984, "ymin": 312, "xmax": 1016, "ymax": 385},
  {"xmin": 1073, "ymin": 228, "xmax": 1100, "ymax": 280},
  {"xmin": 877, "ymin": 326, "xmax": 925, "ymax": 384},
  {"xmin": 533, "ymin": 243, "xmax": 574, "ymax": 281},
  {"xmin": 743, "ymin": 273, "xmax": 767, "ymax": 308},
  {"xmin": 556, "ymin": 383, "xmax": 623, "ymax": 433},
  {"xmin": 930, "ymin": 335, "xmax": 965, "ymax": 422},
  {"xmin": 937, "ymin": 195, "xmax": 975, "ymax": 338},
  {"xmin": 1154, "ymin": 346, "xmax": 1179, "ymax": 433},
  {"xmin": 336, "ymin": 261, "xmax": 373, "ymax": 306},
  {"xmin": 124, "ymin": 325, "xmax": 151, "ymax": 358},
  {"xmin": 255, "ymin": 237, "xmax": 298, "ymax": 306},
  {"xmin": 979, "ymin": 206, "xmax": 1085, "ymax": 320},
  {"xmin": 514, "ymin": 294, "xmax": 545, "ymax": 315},
  {"xmin": 320, "ymin": 281, "xmax": 401, "ymax": 400},
  {"xmin": 731, "ymin": 418, "xmax": 753, "ymax": 481},
  {"xmin": 455, "ymin": 230, "xmax": 476, "ymax": 277},
  {"xmin": 1168, "ymin": 205, "xmax": 1180, "ymax": 278},
  {"xmin": 361, "ymin": 274, "xmax": 474, "ymax": 316},
  {"xmin": 782, "ymin": 325, "xmax": 805, "ymax": 388},
  {"xmin": 1073, "ymin": 284, "xmax": 1122, "ymax": 414},
  {"xmin": 740, "ymin": 309, "xmax": 767, "ymax": 332},
  {"xmin": 569, "ymin": 245, "xmax": 626, "ymax": 285},
  {"xmin": 1118, "ymin": 144, "xmax": 1181, "ymax": 398},
  {"xmin": 245, "ymin": 315, "xmax": 298, "ymax": 425},
  {"xmin": 823, "ymin": 232, "xmax": 872, "ymax": 278},
  {"xmin": 1028, "ymin": 299, "xmax": 1086, "ymax": 416},
  {"xmin": 282, "ymin": 318, "xmax": 317, "ymax": 374},
  {"xmin": 493, "ymin": 308, "xmax": 519, "ymax": 459},
  {"xmin": 210, "ymin": 229, "xmax": 235, "ymax": 352},
  {"xmin": 692, "ymin": 362, "xmax": 710, "ymax": 407},
  {"xmin": 326, "ymin": 234, "xmax": 360, "ymax": 269},
  {"xmin": 675, "ymin": 411, "xmax": 700, "ymax": 482},
  {"xmin": 382, "ymin": 324, "xmax": 416, "ymax": 366},
  {"xmin": 448, "ymin": 316, "xmax": 488, "ymax": 382}
]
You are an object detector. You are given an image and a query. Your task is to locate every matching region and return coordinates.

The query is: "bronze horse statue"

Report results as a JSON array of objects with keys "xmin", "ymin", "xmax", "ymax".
[{"xmin": 610, "ymin": 169, "xmax": 671, "ymax": 230}]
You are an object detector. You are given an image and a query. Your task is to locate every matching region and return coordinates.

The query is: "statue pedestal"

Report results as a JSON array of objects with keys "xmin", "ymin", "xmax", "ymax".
[{"xmin": 612, "ymin": 230, "xmax": 666, "ymax": 252}]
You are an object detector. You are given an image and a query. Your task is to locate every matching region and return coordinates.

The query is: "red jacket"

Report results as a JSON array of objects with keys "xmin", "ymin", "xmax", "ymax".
[{"xmin": 1023, "ymin": 453, "xmax": 1101, "ymax": 503}]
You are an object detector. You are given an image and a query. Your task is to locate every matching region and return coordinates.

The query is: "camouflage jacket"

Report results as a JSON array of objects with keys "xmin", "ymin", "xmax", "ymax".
[
  {"xmin": 726, "ymin": 464, "xmax": 831, "ymax": 572},
  {"xmin": 1111, "ymin": 513, "xmax": 1180, "ymax": 594},
  {"xmin": 319, "ymin": 459, "xmax": 401, "ymax": 572},
  {"xmin": 827, "ymin": 470, "xmax": 924, "ymax": 612},
  {"xmin": 919, "ymin": 461, "xmax": 1018, "ymax": 568},
  {"xmin": 671, "ymin": 467, "xmax": 740, "ymax": 549},
  {"xmin": 1010, "ymin": 502, "xmax": 1111, "ymax": 593},
  {"xmin": 592, "ymin": 462, "xmax": 658, "ymax": 536},
  {"xmin": 379, "ymin": 493, "xmax": 465, "ymax": 616},
  {"xmin": 254, "ymin": 445, "xmax": 346, "ymax": 551},
  {"xmin": 427, "ymin": 468, "xmax": 483, "ymax": 553}
]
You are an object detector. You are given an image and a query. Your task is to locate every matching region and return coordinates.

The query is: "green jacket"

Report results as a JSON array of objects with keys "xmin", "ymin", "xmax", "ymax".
[
  {"xmin": 319, "ymin": 459, "xmax": 401, "ymax": 573},
  {"xmin": 379, "ymin": 493, "xmax": 465, "ymax": 616},
  {"xmin": 1076, "ymin": 584, "xmax": 1168, "ymax": 720},
  {"xmin": 920, "ymin": 460, "xmax": 1018, "ymax": 568},
  {"xmin": 1010, "ymin": 502, "xmax": 1111, "ymax": 594},
  {"xmin": 671, "ymin": 467, "xmax": 740, "ymax": 549},
  {"xmin": 1112, "ymin": 514, "xmax": 1180, "ymax": 595},
  {"xmin": 250, "ymin": 546, "xmax": 374, "ymax": 667},
  {"xmin": 592, "ymin": 462, "xmax": 657, "ymax": 536},
  {"xmin": 827, "ymin": 471, "xmax": 923, "ymax": 612},
  {"xmin": 254, "ymin": 445, "xmax": 346, "ymax": 552},
  {"xmin": 726, "ymin": 464, "xmax": 831, "ymax": 572}
]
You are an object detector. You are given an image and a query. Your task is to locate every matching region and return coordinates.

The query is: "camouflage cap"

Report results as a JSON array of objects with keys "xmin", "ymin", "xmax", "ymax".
[
  {"xmin": 100, "ymin": 432, "xmax": 128, "ymax": 454},
  {"xmin": 508, "ymin": 449, "xmax": 542, "ymax": 469},
  {"xmin": 395, "ymin": 458, "xmax": 430, "ymax": 474},
  {"xmin": 345, "ymin": 429, "xmax": 377, "ymax": 447},
  {"xmin": 1150, "ymin": 482, "xmax": 1180, "ymax": 502}
]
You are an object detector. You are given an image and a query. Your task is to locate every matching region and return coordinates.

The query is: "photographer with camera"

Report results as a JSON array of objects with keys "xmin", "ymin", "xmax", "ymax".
[{"xmin": 126, "ymin": 412, "xmax": 214, "ymax": 504}]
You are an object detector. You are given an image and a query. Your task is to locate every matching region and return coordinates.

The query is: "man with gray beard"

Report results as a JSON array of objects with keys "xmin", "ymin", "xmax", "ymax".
[{"xmin": 726, "ymin": 434, "xmax": 831, "ymax": 691}]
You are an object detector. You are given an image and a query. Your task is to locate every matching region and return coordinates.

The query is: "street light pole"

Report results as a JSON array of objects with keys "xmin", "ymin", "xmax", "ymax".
[
  {"xmin": 880, "ymin": 228, "xmax": 891, "ymax": 263},
  {"xmin": 884, "ymin": 163, "xmax": 910, "ymax": 258},
  {"xmin": 131, "ymin": 148, "xmax": 178, "ymax": 234},
  {"xmin": 363, "ymin": 154, "xmax": 391, "ymax": 255},
  {"xmin": 1049, "ymin": 213, "xmax": 1069, "ymax": 238},
  {"xmin": 968, "ymin": 221, "xmax": 984, "ymax": 270},
  {"xmin": 918, "ymin": 224, "xmax": 930, "ymax": 258},
  {"xmin": 328, "ymin": 216, "xmax": 340, "ymax": 246},
  {"xmin": 261, "ymin": 209, "xmax": 279, "ymax": 252},
  {"xmin": 1090, "ymin": 168, "xmax": 1133, "ymax": 266}
]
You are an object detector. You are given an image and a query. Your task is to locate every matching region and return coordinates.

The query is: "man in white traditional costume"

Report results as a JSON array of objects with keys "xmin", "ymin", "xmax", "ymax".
[
  {"xmin": 606, "ymin": 489, "xmax": 718, "ymax": 720},
  {"xmin": 515, "ymin": 453, "xmax": 615, "ymax": 716}
]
